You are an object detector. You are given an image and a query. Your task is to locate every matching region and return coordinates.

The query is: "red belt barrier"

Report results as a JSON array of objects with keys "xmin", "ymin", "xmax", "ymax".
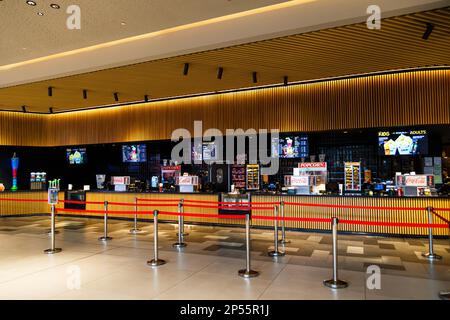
[
  {"xmin": 434, "ymin": 208, "xmax": 450, "ymax": 212},
  {"xmin": 158, "ymin": 210, "xmax": 245, "ymax": 220},
  {"xmin": 252, "ymin": 215, "xmax": 332, "ymax": 223},
  {"xmin": 136, "ymin": 198, "xmax": 180, "ymax": 202},
  {"xmin": 0, "ymin": 198, "xmax": 47, "ymax": 202},
  {"xmin": 182, "ymin": 199, "xmax": 279, "ymax": 206},
  {"xmin": 432, "ymin": 211, "xmax": 450, "ymax": 225},
  {"xmin": 283, "ymin": 202, "xmax": 424, "ymax": 211},
  {"xmin": 182, "ymin": 203, "xmax": 273, "ymax": 210},
  {"xmin": 339, "ymin": 219, "xmax": 448, "ymax": 228},
  {"xmin": 57, "ymin": 208, "xmax": 151, "ymax": 215}
]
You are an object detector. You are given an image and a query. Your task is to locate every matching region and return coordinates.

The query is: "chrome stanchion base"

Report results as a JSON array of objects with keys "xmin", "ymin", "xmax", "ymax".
[
  {"xmin": 268, "ymin": 250, "xmax": 285, "ymax": 257},
  {"xmin": 238, "ymin": 269, "xmax": 259, "ymax": 278},
  {"xmin": 44, "ymin": 248, "xmax": 62, "ymax": 254},
  {"xmin": 147, "ymin": 259, "xmax": 166, "ymax": 267},
  {"xmin": 439, "ymin": 291, "xmax": 450, "ymax": 300},
  {"xmin": 176, "ymin": 232, "xmax": 189, "ymax": 237},
  {"xmin": 46, "ymin": 230, "xmax": 60, "ymax": 235},
  {"xmin": 173, "ymin": 242, "xmax": 187, "ymax": 248},
  {"xmin": 278, "ymin": 239, "xmax": 291, "ymax": 245},
  {"xmin": 323, "ymin": 279, "xmax": 348, "ymax": 289},
  {"xmin": 422, "ymin": 253, "xmax": 442, "ymax": 260},
  {"xmin": 98, "ymin": 236, "xmax": 113, "ymax": 242},
  {"xmin": 129, "ymin": 228, "xmax": 143, "ymax": 234}
]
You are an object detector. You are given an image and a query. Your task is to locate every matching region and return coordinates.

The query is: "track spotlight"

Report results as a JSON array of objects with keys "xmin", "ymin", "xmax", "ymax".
[
  {"xmin": 283, "ymin": 76, "xmax": 289, "ymax": 86},
  {"xmin": 83, "ymin": 89, "xmax": 88, "ymax": 99},
  {"xmin": 252, "ymin": 72, "xmax": 258, "ymax": 83},
  {"xmin": 422, "ymin": 23, "xmax": 434, "ymax": 40},
  {"xmin": 183, "ymin": 63, "xmax": 190, "ymax": 76},
  {"xmin": 114, "ymin": 92, "xmax": 119, "ymax": 102},
  {"xmin": 48, "ymin": 86, "xmax": 53, "ymax": 97},
  {"xmin": 22, "ymin": 106, "xmax": 27, "ymax": 113},
  {"xmin": 217, "ymin": 67, "xmax": 224, "ymax": 80},
  {"xmin": 49, "ymin": 107, "xmax": 54, "ymax": 114},
  {"xmin": 144, "ymin": 95, "xmax": 149, "ymax": 102}
]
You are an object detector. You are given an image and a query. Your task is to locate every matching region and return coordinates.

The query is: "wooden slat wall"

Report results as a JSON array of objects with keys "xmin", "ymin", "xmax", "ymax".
[
  {"xmin": 46, "ymin": 69, "xmax": 450, "ymax": 146},
  {"xmin": 0, "ymin": 70, "xmax": 449, "ymax": 147},
  {"xmin": 252, "ymin": 195, "xmax": 450, "ymax": 236},
  {"xmin": 0, "ymin": 191, "xmax": 64, "ymax": 216},
  {"xmin": 0, "ymin": 112, "xmax": 46, "ymax": 146}
]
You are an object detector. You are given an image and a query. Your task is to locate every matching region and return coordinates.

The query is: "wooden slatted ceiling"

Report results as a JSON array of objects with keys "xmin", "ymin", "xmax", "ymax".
[{"xmin": 0, "ymin": 7, "xmax": 449, "ymax": 113}]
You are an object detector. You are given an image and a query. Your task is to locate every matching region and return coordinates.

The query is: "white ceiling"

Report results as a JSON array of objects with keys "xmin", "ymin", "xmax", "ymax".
[
  {"xmin": 0, "ymin": 0, "xmax": 288, "ymax": 65},
  {"xmin": 0, "ymin": 0, "xmax": 448, "ymax": 89}
]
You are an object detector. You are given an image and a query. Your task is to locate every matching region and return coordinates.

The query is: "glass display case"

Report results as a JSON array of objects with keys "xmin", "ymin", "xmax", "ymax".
[
  {"xmin": 344, "ymin": 162, "xmax": 361, "ymax": 193},
  {"xmin": 246, "ymin": 164, "xmax": 260, "ymax": 190}
]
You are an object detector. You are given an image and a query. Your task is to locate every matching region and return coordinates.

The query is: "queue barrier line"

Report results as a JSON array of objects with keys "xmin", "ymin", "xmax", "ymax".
[
  {"xmin": 182, "ymin": 203, "xmax": 274, "ymax": 210},
  {"xmin": 135, "ymin": 198, "xmax": 180, "ymax": 202},
  {"xmin": 432, "ymin": 210, "xmax": 450, "ymax": 225},
  {"xmin": 158, "ymin": 210, "xmax": 245, "ymax": 220},
  {"xmin": 182, "ymin": 199, "xmax": 280, "ymax": 205},
  {"xmin": 55, "ymin": 208, "xmax": 449, "ymax": 229},
  {"xmin": 434, "ymin": 208, "xmax": 450, "ymax": 212},
  {"xmin": 283, "ymin": 202, "xmax": 425, "ymax": 211},
  {"xmin": 339, "ymin": 219, "xmax": 448, "ymax": 229},
  {"xmin": 110, "ymin": 202, "xmax": 179, "ymax": 207},
  {"xmin": 0, "ymin": 198, "xmax": 47, "ymax": 202}
]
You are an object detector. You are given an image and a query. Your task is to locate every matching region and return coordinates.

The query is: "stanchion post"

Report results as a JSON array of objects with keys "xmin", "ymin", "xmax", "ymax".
[
  {"xmin": 177, "ymin": 199, "xmax": 189, "ymax": 237},
  {"xmin": 239, "ymin": 212, "xmax": 259, "ymax": 278},
  {"xmin": 173, "ymin": 200, "xmax": 187, "ymax": 248},
  {"xmin": 278, "ymin": 201, "xmax": 290, "ymax": 245},
  {"xmin": 324, "ymin": 217, "xmax": 348, "ymax": 289},
  {"xmin": 422, "ymin": 206, "xmax": 442, "ymax": 260},
  {"xmin": 268, "ymin": 205, "xmax": 285, "ymax": 257},
  {"xmin": 147, "ymin": 210, "xmax": 166, "ymax": 267},
  {"xmin": 98, "ymin": 201, "xmax": 113, "ymax": 241},
  {"xmin": 44, "ymin": 204, "xmax": 62, "ymax": 254},
  {"xmin": 130, "ymin": 197, "xmax": 143, "ymax": 234}
]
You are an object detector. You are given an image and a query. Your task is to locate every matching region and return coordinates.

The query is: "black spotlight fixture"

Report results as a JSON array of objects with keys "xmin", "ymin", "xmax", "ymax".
[
  {"xmin": 83, "ymin": 89, "xmax": 88, "ymax": 100},
  {"xmin": 183, "ymin": 63, "xmax": 190, "ymax": 76},
  {"xmin": 144, "ymin": 95, "xmax": 149, "ymax": 102},
  {"xmin": 26, "ymin": 1, "xmax": 37, "ymax": 6},
  {"xmin": 22, "ymin": 106, "xmax": 27, "ymax": 113},
  {"xmin": 50, "ymin": 3, "xmax": 60, "ymax": 9},
  {"xmin": 49, "ymin": 107, "xmax": 54, "ymax": 114},
  {"xmin": 114, "ymin": 92, "xmax": 119, "ymax": 102},
  {"xmin": 283, "ymin": 76, "xmax": 289, "ymax": 86},
  {"xmin": 217, "ymin": 67, "xmax": 224, "ymax": 80},
  {"xmin": 422, "ymin": 23, "xmax": 434, "ymax": 40},
  {"xmin": 252, "ymin": 72, "xmax": 258, "ymax": 84}
]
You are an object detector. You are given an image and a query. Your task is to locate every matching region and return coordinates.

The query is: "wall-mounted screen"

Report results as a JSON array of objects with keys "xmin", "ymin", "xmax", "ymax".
[
  {"xmin": 122, "ymin": 144, "xmax": 147, "ymax": 163},
  {"xmin": 276, "ymin": 135, "xmax": 308, "ymax": 158},
  {"xmin": 378, "ymin": 130, "xmax": 428, "ymax": 156},
  {"xmin": 191, "ymin": 142, "xmax": 217, "ymax": 161},
  {"xmin": 67, "ymin": 148, "xmax": 87, "ymax": 165}
]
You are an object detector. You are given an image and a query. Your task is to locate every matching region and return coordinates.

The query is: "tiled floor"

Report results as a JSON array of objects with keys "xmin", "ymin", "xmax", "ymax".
[{"xmin": 0, "ymin": 216, "xmax": 449, "ymax": 300}]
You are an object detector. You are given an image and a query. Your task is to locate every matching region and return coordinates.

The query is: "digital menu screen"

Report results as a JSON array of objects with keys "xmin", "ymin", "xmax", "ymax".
[
  {"xmin": 67, "ymin": 148, "xmax": 87, "ymax": 165},
  {"xmin": 122, "ymin": 144, "xmax": 147, "ymax": 162},
  {"xmin": 192, "ymin": 142, "xmax": 217, "ymax": 161},
  {"xmin": 276, "ymin": 135, "xmax": 308, "ymax": 158},
  {"xmin": 378, "ymin": 130, "xmax": 428, "ymax": 156}
]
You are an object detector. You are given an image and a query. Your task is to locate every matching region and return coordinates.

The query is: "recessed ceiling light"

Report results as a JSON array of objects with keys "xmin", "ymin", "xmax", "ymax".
[
  {"xmin": 50, "ymin": 3, "xmax": 60, "ymax": 9},
  {"xmin": 120, "ymin": 22, "xmax": 127, "ymax": 26},
  {"xmin": 26, "ymin": 1, "xmax": 37, "ymax": 6},
  {"xmin": 37, "ymin": 12, "xmax": 44, "ymax": 16}
]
